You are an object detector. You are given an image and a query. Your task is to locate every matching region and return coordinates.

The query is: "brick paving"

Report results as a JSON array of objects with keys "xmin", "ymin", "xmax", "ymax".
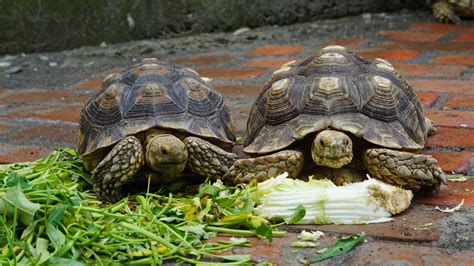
[{"xmin": 0, "ymin": 12, "xmax": 473, "ymax": 265}]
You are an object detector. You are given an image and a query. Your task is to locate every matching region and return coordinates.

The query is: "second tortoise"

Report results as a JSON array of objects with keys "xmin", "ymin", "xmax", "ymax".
[{"xmin": 225, "ymin": 45, "xmax": 446, "ymax": 193}]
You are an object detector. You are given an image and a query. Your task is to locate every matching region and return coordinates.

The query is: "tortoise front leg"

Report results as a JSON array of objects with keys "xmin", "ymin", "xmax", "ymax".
[
  {"xmin": 184, "ymin": 136, "xmax": 238, "ymax": 178},
  {"xmin": 432, "ymin": 1, "xmax": 461, "ymax": 24},
  {"xmin": 363, "ymin": 148, "xmax": 447, "ymax": 194},
  {"xmin": 223, "ymin": 150, "xmax": 304, "ymax": 183},
  {"xmin": 93, "ymin": 136, "xmax": 144, "ymax": 202}
]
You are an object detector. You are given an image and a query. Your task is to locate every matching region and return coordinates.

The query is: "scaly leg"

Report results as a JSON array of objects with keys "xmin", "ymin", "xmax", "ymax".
[
  {"xmin": 184, "ymin": 136, "xmax": 238, "ymax": 178},
  {"xmin": 364, "ymin": 148, "xmax": 446, "ymax": 194},
  {"xmin": 93, "ymin": 136, "xmax": 144, "ymax": 202},
  {"xmin": 432, "ymin": 2, "xmax": 461, "ymax": 24},
  {"xmin": 223, "ymin": 150, "xmax": 304, "ymax": 183}
]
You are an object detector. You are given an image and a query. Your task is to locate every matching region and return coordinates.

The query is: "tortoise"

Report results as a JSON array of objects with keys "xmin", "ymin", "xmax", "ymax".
[
  {"xmin": 224, "ymin": 45, "xmax": 446, "ymax": 193},
  {"xmin": 78, "ymin": 58, "xmax": 237, "ymax": 202},
  {"xmin": 428, "ymin": 0, "xmax": 474, "ymax": 24}
]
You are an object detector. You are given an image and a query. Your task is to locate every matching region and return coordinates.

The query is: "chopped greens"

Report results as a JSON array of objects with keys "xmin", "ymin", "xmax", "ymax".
[
  {"xmin": 0, "ymin": 149, "xmax": 283, "ymax": 264},
  {"xmin": 308, "ymin": 232, "xmax": 366, "ymax": 262}
]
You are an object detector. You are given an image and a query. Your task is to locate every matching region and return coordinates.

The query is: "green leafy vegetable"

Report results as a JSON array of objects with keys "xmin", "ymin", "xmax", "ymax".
[
  {"xmin": 308, "ymin": 232, "xmax": 366, "ymax": 262},
  {"xmin": 255, "ymin": 223, "xmax": 273, "ymax": 243},
  {"xmin": 0, "ymin": 186, "xmax": 40, "ymax": 225},
  {"xmin": 287, "ymin": 204, "xmax": 306, "ymax": 224},
  {"xmin": 0, "ymin": 149, "xmax": 284, "ymax": 265}
]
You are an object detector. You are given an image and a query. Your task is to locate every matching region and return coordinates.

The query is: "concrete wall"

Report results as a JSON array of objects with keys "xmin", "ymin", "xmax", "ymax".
[{"xmin": 0, "ymin": 0, "xmax": 424, "ymax": 55}]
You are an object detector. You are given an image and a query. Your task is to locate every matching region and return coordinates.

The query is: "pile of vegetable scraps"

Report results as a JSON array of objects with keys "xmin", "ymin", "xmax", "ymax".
[{"xmin": 0, "ymin": 149, "xmax": 413, "ymax": 264}]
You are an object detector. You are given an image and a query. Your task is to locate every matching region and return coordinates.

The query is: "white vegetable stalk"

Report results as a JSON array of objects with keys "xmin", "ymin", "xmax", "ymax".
[{"xmin": 254, "ymin": 173, "xmax": 413, "ymax": 224}]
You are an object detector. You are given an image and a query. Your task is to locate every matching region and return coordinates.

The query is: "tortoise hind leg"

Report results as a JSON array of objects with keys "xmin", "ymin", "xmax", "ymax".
[
  {"xmin": 184, "ymin": 136, "xmax": 238, "ymax": 178},
  {"xmin": 93, "ymin": 136, "xmax": 144, "ymax": 202},
  {"xmin": 223, "ymin": 150, "xmax": 304, "ymax": 183},
  {"xmin": 432, "ymin": 1, "xmax": 461, "ymax": 24},
  {"xmin": 363, "ymin": 148, "xmax": 446, "ymax": 194}
]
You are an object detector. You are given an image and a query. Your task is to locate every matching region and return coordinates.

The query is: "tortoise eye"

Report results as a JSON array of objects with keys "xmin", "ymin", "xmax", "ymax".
[
  {"xmin": 320, "ymin": 139, "xmax": 325, "ymax": 146},
  {"xmin": 161, "ymin": 148, "xmax": 168, "ymax": 155}
]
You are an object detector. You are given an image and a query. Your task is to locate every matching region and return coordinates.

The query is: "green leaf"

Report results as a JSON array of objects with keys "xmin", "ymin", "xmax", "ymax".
[
  {"xmin": 47, "ymin": 257, "xmax": 87, "ymax": 266},
  {"xmin": 177, "ymin": 224, "xmax": 208, "ymax": 238},
  {"xmin": 308, "ymin": 232, "xmax": 366, "ymax": 262},
  {"xmin": 286, "ymin": 204, "xmax": 306, "ymax": 224},
  {"xmin": 0, "ymin": 186, "xmax": 40, "ymax": 225},
  {"xmin": 217, "ymin": 198, "xmax": 235, "ymax": 208},
  {"xmin": 199, "ymin": 185, "xmax": 220, "ymax": 198},
  {"xmin": 35, "ymin": 238, "xmax": 51, "ymax": 264},
  {"xmin": 220, "ymin": 254, "xmax": 251, "ymax": 262},
  {"xmin": 5, "ymin": 172, "xmax": 29, "ymax": 188},
  {"xmin": 238, "ymin": 190, "xmax": 254, "ymax": 214},
  {"xmin": 46, "ymin": 223, "xmax": 66, "ymax": 249},
  {"xmin": 255, "ymin": 223, "xmax": 273, "ymax": 243},
  {"xmin": 47, "ymin": 204, "xmax": 68, "ymax": 226}
]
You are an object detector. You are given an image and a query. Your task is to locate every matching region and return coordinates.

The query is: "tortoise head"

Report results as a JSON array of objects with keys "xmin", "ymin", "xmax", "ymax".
[
  {"xmin": 145, "ymin": 132, "xmax": 188, "ymax": 176},
  {"xmin": 311, "ymin": 129, "xmax": 353, "ymax": 168}
]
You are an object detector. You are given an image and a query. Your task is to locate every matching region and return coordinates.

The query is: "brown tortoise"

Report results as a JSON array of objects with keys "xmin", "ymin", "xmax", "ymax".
[
  {"xmin": 224, "ymin": 45, "xmax": 446, "ymax": 193},
  {"xmin": 78, "ymin": 58, "xmax": 237, "ymax": 202}
]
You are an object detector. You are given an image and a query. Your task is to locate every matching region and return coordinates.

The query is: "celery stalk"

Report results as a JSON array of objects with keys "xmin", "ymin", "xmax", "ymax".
[{"xmin": 253, "ymin": 174, "xmax": 412, "ymax": 224}]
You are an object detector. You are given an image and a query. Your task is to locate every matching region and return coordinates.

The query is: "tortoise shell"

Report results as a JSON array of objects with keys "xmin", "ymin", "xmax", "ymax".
[
  {"xmin": 78, "ymin": 58, "xmax": 235, "ymax": 158},
  {"xmin": 243, "ymin": 45, "xmax": 427, "ymax": 154}
]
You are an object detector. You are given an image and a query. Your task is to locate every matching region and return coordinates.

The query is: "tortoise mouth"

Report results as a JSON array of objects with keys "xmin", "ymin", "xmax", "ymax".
[
  {"xmin": 313, "ymin": 154, "xmax": 352, "ymax": 169},
  {"xmin": 157, "ymin": 160, "xmax": 187, "ymax": 175}
]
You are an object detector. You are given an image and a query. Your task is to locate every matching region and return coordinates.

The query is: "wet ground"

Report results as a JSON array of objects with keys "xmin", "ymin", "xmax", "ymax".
[{"xmin": 0, "ymin": 9, "xmax": 473, "ymax": 265}]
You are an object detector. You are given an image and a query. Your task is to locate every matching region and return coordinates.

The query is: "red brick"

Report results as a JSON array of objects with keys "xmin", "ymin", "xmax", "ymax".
[
  {"xmin": 409, "ymin": 22, "xmax": 471, "ymax": 33},
  {"xmin": 74, "ymin": 79, "xmax": 103, "ymax": 90},
  {"xmin": 195, "ymin": 68, "xmax": 267, "ymax": 80},
  {"xmin": 170, "ymin": 54, "xmax": 234, "ymax": 65},
  {"xmin": 433, "ymin": 54, "xmax": 474, "ymax": 65},
  {"xmin": 425, "ymin": 110, "xmax": 474, "ymax": 129},
  {"xmin": 381, "ymin": 41, "xmax": 474, "ymax": 52},
  {"xmin": 453, "ymin": 32, "xmax": 474, "ymax": 42},
  {"xmin": 414, "ymin": 179, "xmax": 474, "ymax": 206},
  {"xmin": 415, "ymin": 91, "xmax": 438, "ymax": 107},
  {"xmin": 426, "ymin": 151, "xmax": 474, "ymax": 174},
  {"xmin": 210, "ymin": 233, "xmax": 304, "ymax": 265},
  {"xmin": 425, "ymin": 127, "xmax": 474, "ymax": 149},
  {"xmin": 248, "ymin": 45, "xmax": 304, "ymax": 56},
  {"xmin": 320, "ymin": 38, "xmax": 368, "ymax": 49},
  {"xmin": 443, "ymin": 95, "xmax": 474, "ymax": 109},
  {"xmin": 242, "ymin": 57, "xmax": 298, "ymax": 68},
  {"xmin": 0, "ymin": 143, "xmax": 50, "ymax": 163},
  {"xmin": 0, "ymin": 89, "xmax": 89, "ymax": 105},
  {"xmin": 409, "ymin": 79, "xmax": 474, "ymax": 94},
  {"xmin": 393, "ymin": 63, "xmax": 466, "ymax": 78},
  {"xmin": 0, "ymin": 121, "xmax": 20, "ymax": 136},
  {"xmin": 291, "ymin": 205, "xmax": 446, "ymax": 242},
  {"xmin": 11, "ymin": 125, "xmax": 78, "ymax": 145},
  {"xmin": 379, "ymin": 31, "xmax": 446, "ymax": 42},
  {"xmin": 351, "ymin": 242, "xmax": 474, "ymax": 265},
  {"xmin": 358, "ymin": 49, "xmax": 419, "ymax": 61},
  {"xmin": 1, "ymin": 106, "xmax": 82, "ymax": 123},
  {"xmin": 213, "ymin": 84, "xmax": 261, "ymax": 97}
]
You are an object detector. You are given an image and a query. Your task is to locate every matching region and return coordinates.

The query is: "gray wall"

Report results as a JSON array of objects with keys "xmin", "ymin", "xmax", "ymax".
[{"xmin": 0, "ymin": 0, "xmax": 424, "ymax": 55}]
